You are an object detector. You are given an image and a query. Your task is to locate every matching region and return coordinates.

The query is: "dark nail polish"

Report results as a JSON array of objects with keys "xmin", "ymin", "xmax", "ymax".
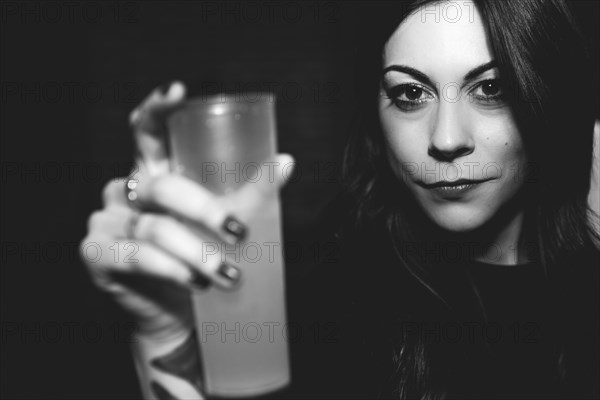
[
  {"xmin": 157, "ymin": 82, "xmax": 172, "ymax": 95},
  {"xmin": 190, "ymin": 270, "xmax": 211, "ymax": 289},
  {"xmin": 218, "ymin": 262, "xmax": 241, "ymax": 284},
  {"xmin": 222, "ymin": 215, "xmax": 247, "ymax": 241}
]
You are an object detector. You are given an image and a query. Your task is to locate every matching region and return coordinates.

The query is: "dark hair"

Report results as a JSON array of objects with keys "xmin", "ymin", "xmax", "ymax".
[{"xmin": 342, "ymin": 0, "xmax": 599, "ymax": 398}]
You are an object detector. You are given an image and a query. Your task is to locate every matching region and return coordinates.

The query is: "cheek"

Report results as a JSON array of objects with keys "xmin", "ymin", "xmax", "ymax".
[
  {"xmin": 379, "ymin": 106, "xmax": 431, "ymax": 167},
  {"xmin": 474, "ymin": 111, "xmax": 527, "ymax": 175}
]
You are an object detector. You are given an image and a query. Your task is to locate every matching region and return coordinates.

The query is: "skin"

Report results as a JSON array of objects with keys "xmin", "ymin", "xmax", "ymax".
[{"xmin": 379, "ymin": 1, "xmax": 529, "ymax": 264}]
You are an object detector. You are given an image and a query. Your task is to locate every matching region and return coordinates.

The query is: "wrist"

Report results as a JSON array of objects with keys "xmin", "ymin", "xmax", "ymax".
[
  {"xmin": 131, "ymin": 328, "xmax": 205, "ymax": 399},
  {"xmin": 134, "ymin": 322, "xmax": 191, "ymax": 344}
]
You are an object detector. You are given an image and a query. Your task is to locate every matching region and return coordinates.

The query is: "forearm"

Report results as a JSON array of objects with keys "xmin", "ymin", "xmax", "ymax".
[{"xmin": 131, "ymin": 329, "xmax": 205, "ymax": 400}]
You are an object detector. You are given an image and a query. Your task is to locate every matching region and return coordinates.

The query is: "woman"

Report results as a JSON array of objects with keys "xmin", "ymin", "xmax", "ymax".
[{"xmin": 81, "ymin": 0, "xmax": 599, "ymax": 398}]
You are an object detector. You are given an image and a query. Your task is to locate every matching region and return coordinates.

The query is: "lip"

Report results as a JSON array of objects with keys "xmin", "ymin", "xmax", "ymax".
[{"xmin": 417, "ymin": 179, "xmax": 491, "ymax": 199}]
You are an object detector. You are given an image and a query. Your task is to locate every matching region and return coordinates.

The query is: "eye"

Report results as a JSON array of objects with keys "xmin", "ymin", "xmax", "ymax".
[
  {"xmin": 470, "ymin": 79, "xmax": 504, "ymax": 104},
  {"xmin": 385, "ymin": 83, "xmax": 435, "ymax": 111},
  {"xmin": 405, "ymin": 86, "xmax": 424, "ymax": 100}
]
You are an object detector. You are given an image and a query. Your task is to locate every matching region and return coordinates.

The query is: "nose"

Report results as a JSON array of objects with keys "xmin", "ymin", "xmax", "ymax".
[{"xmin": 428, "ymin": 101, "xmax": 474, "ymax": 161}]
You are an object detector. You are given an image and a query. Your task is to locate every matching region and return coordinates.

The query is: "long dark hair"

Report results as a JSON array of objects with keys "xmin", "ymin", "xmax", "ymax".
[{"xmin": 342, "ymin": 0, "xmax": 599, "ymax": 398}]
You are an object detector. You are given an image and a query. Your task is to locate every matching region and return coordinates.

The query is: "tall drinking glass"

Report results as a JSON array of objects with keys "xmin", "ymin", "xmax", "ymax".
[{"xmin": 167, "ymin": 93, "xmax": 290, "ymax": 397}]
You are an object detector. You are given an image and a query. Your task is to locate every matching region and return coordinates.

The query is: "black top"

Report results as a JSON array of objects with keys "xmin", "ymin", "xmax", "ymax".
[
  {"xmin": 447, "ymin": 260, "xmax": 559, "ymax": 399},
  {"xmin": 271, "ymin": 198, "xmax": 600, "ymax": 399}
]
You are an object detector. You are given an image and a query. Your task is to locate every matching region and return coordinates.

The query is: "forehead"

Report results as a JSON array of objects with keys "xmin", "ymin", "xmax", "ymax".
[{"xmin": 383, "ymin": 1, "xmax": 492, "ymax": 76}]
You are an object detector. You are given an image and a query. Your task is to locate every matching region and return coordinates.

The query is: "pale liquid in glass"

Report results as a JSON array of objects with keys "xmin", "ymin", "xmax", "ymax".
[{"xmin": 167, "ymin": 94, "xmax": 290, "ymax": 397}]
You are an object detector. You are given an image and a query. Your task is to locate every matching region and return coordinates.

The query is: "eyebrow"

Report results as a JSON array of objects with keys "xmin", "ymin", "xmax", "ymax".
[{"xmin": 382, "ymin": 60, "xmax": 497, "ymax": 87}]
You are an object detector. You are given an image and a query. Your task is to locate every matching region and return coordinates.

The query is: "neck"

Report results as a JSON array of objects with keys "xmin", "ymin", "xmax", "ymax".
[
  {"xmin": 472, "ymin": 210, "xmax": 529, "ymax": 265},
  {"xmin": 467, "ymin": 189, "xmax": 532, "ymax": 265}
]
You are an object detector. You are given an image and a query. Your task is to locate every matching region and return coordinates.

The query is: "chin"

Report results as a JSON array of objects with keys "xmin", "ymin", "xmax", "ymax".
[{"xmin": 423, "ymin": 203, "xmax": 492, "ymax": 233}]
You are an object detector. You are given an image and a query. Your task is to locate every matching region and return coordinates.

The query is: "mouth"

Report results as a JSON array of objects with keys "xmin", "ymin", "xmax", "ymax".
[
  {"xmin": 419, "ymin": 178, "xmax": 490, "ymax": 189},
  {"xmin": 417, "ymin": 179, "xmax": 492, "ymax": 198}
]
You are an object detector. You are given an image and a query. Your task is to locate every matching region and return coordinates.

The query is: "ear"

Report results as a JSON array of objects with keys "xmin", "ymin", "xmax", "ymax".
[{"xmin": 588, "ymin": 119, "xmax": 600, "ymax": 236}]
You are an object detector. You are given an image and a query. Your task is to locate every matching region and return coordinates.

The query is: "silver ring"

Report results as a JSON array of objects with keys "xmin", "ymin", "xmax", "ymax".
[
  {"xmin": 126, "ymin": 211, "xmax": 141, "ymax": 239},
  {"xmin": 125, "ymin": 178, "xmax": 140, "ymax": 207}
]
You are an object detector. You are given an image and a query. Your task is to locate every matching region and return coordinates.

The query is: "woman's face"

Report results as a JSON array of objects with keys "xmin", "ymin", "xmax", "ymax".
[{"xmin": 379, "ymin": 1, "xmax": 528, "ymax": 232}]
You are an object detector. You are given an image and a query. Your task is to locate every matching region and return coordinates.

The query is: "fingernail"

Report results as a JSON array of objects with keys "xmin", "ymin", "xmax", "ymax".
[
  {"xmin": 218, "ymin": 262, "xmax": 241, "ymax": 285},
  {"xmin": 157, "ymin": 82, "xmax": 172, "ymax": 96},
  {"xmin": 222, "ymin": 215, "xmax": 247, "ymax": 242},
  {"xmin": 190, "ymin": 270, "xmax": 211, "ymax": 290}
]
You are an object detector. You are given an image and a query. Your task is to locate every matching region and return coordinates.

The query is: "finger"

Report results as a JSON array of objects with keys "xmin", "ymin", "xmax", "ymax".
[
  {"xmin": 86, "ymin": 208, "xmax": 241, "ymax": 290},
  {"xmin": 86, "ymin": 205, "xmax": 133, "ymax": 237},
  {"xmin": 225, "ymin": 153, "xmax": 296, "ymax": 212},
  {"xmin": 133, "ymin": 213, "xmax": 242, "ymax": 290},
  {"xmin": 135, "ymin": 174, "xmax": 248, "ymax": 245},
  {"xmin": 102, "ymin": 178, "xmax": 130, "ymax": 207},
  {"xmin": 130, "ymin": 81, "xmax": 186, "ymax": 175},
  {"xmin": 80, "ymin": 237, "xmax": 206, "ymax": 290}
]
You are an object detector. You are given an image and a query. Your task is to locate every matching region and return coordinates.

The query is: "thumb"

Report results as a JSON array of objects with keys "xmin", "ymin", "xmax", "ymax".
[{"xmin": 272, "ymin": 153, "xmax": 296, "ymax": 190}]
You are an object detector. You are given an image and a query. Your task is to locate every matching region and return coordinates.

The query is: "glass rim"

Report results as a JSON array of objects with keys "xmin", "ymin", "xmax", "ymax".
[{"xmin": 179, "ymin": 92, "xmax": 277, "ymax": 108}]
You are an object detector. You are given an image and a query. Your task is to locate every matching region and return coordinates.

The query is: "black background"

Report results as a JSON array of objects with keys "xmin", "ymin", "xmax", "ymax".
[{"xmin": 1, "ymin": 1, "xmax": 598, "ymax": 398}]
